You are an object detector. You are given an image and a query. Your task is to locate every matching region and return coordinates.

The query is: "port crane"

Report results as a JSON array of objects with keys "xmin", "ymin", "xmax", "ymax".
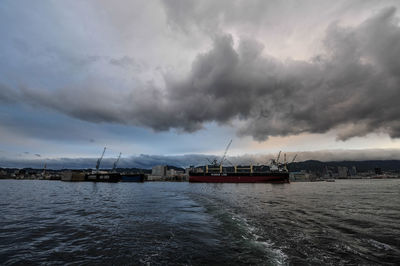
[
  {"xmin": 269, "ymin": 151, "xmax": 282, "ymax": 171},
  {"xmin": 112, "ymin": 152, "xmax": 122, "ymax": 172},
  {"xmin": 206, "ymin": 158, "xmax": 218, "ymax": 165},
  {"xmin": 290, "ymin": 154, "xmax": 297, "ymax": 164},
  {"xmin": 95, "ymin": 147, "xmax": 106, "ymax": 174},
  {"xmin": 283, "ymin": 153, "xmax": 288, "ymax": 171},
  {"xmin": 42, "ymin": 162, "xmax": 47, "ymax": 177},
  {"xmin": 206, "ymin": 139, "xmax": 233, "ymax": 167},
  {"xmin": 219, "ymin": 139, "xmax": 232, "ymax": 166},
  {"xmin": 276, "ymin": 151, "xmax": 282, "ymax": 163},
  {"xmin": 282, "ymin": 153, "xmax": 298, "ymax": 172}
]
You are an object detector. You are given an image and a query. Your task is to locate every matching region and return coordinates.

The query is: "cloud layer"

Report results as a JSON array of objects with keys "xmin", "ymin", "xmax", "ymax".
[
  {"xmin": 3, "ymin": 149, "xmax": 400, "ymax": 169},
  {"xmin": 1, "ymin": 2, "xmax": 400, "ymax": 143}
]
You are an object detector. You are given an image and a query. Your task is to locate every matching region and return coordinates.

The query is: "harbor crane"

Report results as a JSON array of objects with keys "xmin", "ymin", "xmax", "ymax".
[
  {"xmin": 219, "ymin": 139, "xmax": 232, "ymax": 166},
  {"xmin": 283, "ymin": 153, "xmax": 288, "ymax": 171},
  {"xmin": 112, "ymin": 152, "xmax": 122, "ymax": 172},
  {"xmin": 206, "ymin": 139, "xmax": 233, "ymax": 167},
  {"xmin": 42, "ymin": 162, "xmax": 47, "ymax": 177},
  {"xmin": 276, "ymin": 151, "xmax": 282, "ymax": 163},
  {"xmin": 270, "ymin": 152, "xmax": 297, "ymax": 172},
  {"xmin": 270, "ymin": 151, "xmax": 283, "ymax": 171},
  {"xmin": 290, "ymin": 154, "xmax": 298, "ymax": 164},
  {"xmin": 95, "ymin": 147, "xmax": 106, "ymax": 174},
  {"xmin": 206, "ymin": 158, "xmax": 218, "ymax": 165}
]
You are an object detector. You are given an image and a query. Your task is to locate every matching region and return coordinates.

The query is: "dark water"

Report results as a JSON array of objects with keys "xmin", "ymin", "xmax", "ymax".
[{"xmin": 0, "ymin": 179, "xmax": 399, "ymax": 265}]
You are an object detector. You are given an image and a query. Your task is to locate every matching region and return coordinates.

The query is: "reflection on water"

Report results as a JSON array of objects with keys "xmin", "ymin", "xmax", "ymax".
[{"xmin": 0, "ymin": 179, "xmax": 399, "ymax": 265}]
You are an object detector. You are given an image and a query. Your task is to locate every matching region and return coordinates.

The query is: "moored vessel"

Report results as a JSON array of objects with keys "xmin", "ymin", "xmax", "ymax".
[
  {"xmin": 85, "ymin": 172, "xmax": 121, "ymax": 182},
  {"xmin": 189, "ymin": 145, "xmax": 293, "ymax": 183},
  {"xmin": 189, "ymin": 164, "xmax": 289, "ymax": 183},
  {"xmin": 121, "ymin": 173, "xmax": 145, "ymax": 182},
  {"xmin": 84, "ymin": 147, "xmax": 121, "ymax": 182},
  {"xmin": 189, "ymin": 172, "xmax": 289, "ymax": 183}
]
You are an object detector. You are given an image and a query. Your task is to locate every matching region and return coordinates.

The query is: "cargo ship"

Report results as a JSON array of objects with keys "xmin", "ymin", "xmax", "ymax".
[
  {"xmin": 62, "ymin": 170, "xmax": 120, "ymax": 182},
  {"xmin": 189, "ymin": 146, "xmax": 293, "ymax": 183},
  {"xmin": 61, "ymin": 171, "xmax": 86, "ymax": 182},
  {"xmin": 85, "ymin": 172, "xmax": 121, "ymax": 182},
  {"xmin": 84, "ymin": 147, "xmax": 121, "ymax": 182},
  {"xmin": 189, "ymin": 165, "xmax": 289, "ymax": 183}
]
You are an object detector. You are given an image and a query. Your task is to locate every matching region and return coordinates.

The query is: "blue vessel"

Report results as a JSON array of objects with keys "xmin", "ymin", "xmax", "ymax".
[{"xmin": 121, "ymin": 174, "xmax": 145, "ymax": 182}]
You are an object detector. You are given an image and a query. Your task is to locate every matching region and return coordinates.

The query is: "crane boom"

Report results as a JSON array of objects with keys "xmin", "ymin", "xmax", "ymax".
[
  {"xmin": 95, "ymin": 147, "xmax": 106, "ymax": 173},
  {"xmin": 276, "ymin": 151, "xmax": 282, "ymax": 163},
  {"xmin": 42, "ymin": 162, "xmax": 47, "ymax": 176},
  {"xmin": 219, "ymin": 139, "xmax": 232, "ymax": 165},
  {"xmin": 291, "ymin": 154, "xmax": 297, "ymax": 163},
  {"xmin": 112, "ymin": 152, "xmax": 122, "ymax": 172}
]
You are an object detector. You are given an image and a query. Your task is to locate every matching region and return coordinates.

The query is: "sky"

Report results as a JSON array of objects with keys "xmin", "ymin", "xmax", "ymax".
[{"xmin": 1, "ymin": 0, "xmax": 400, "ymax": 168}]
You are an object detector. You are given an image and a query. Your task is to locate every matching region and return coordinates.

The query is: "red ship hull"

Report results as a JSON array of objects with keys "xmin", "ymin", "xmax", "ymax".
[{"xmin": 189, "ymin": 173, "xmax": 289, "ymax": 183}]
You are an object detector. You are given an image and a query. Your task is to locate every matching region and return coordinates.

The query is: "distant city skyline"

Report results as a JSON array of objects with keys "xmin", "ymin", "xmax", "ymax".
[
  {"xmin": 1, "ymin": 0, "xmax": 400, "ymax": 166},
  {"xmin": 3, "ymin": 148, "xmax": 400, "ymax": 170}
]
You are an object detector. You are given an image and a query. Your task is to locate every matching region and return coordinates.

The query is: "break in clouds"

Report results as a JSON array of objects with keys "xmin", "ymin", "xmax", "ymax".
[{"xmin": 1, "ymin": 4, "xmax": 400, "ymax": 141}]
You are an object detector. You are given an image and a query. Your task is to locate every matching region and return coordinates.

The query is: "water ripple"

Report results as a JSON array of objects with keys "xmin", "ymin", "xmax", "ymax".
[{"xmin": 1, "ymin": 179, "xmax": 399, "ymax": 265}]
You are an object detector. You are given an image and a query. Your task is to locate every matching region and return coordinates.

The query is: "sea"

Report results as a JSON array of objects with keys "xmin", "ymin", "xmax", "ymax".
[{"xmin": 0, "ymin": 179, "xmax": 399, "ymax": 265}]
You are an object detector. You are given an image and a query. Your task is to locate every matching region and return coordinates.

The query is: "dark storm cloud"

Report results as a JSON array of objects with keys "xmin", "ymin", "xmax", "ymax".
[
  {"xmin": 162, "ymin": 7, "xmax": 400, "ymax": 140},
  {"xmin": 1, "ymin": 7, "xmax": 400, "ymax": 141}
]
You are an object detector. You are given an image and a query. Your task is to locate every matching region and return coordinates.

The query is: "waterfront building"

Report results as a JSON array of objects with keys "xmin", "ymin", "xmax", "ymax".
[
  {"xmin": 152, "ymin": 165, "xmax": 167, "ymax": 177},
  {"xmin": 338, "ymin": 166, "xmax": 348, "ymax": 178}
]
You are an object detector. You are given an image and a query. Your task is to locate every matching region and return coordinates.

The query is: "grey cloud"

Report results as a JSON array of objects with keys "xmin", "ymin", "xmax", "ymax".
[
  {"xmin": 161, "ymin": 0, "xmax": 315, "ymax": 34},
  {"xmin": 160, "ymin": 0, "xmax": 396, "ymax": 40},
  {"xmin": 161, "ymin": 0, "xmax": 229, "ymax": 33},
  {"xmin": 0, "ymin": 83, "xmax": 19, "ymax": 103},
  {"xmin": 1, "ymin": 7, "xmax": 400, "ymax": 141},
  {"xmin": 166, "ymin": 7, "xmax": 400, "ymax": 141}
]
